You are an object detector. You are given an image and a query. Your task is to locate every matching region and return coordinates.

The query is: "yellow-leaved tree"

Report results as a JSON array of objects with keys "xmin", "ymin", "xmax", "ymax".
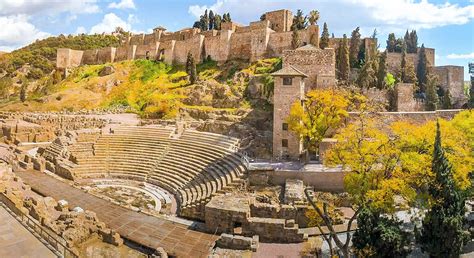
[{"xmin": 286, "ymin": 89, "xmax": 351, "ymax": 159}]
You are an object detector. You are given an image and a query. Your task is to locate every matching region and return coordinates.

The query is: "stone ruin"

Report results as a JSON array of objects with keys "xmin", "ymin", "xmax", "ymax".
[{"xmin": 0, "ymin": 164, "xmax": 123, "ymax": 256}]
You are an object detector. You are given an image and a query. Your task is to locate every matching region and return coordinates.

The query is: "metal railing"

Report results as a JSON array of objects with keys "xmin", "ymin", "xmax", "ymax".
[{"xmin": 0, "ymin": 197, "xmax": 78, "ymax": 258}]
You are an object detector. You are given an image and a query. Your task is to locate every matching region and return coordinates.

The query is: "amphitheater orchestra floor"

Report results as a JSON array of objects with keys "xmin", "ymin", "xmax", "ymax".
[
  {"xmin": 0, "ymin": 205, "xmax": 56, "ymax": 258},
  {"xmin": 15, "ymin": 170, "xmax": 218, "ymax": 258}
]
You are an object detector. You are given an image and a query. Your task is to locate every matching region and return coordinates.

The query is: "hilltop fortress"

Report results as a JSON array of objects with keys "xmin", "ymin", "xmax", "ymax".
[{"xmin": 56, "ymin": 9, "xmax": 466, "ymax": 107}]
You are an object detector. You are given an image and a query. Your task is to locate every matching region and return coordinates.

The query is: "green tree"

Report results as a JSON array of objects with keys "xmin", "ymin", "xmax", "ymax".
[
  {"xmin": 425, "ymin": 73, "xmax": 439, "ymax": 111},
  {"xmin": 409, "ymin": 30, "xmax": 418, "ymax": 53},
  {"xmin": 222, "ymin": 13, "xmax": 231, "ymax": 22},
  {"xmin": 352, "ymin": 207, "xmax": 411, "ymax": 257},
  {"xmin": 20, "ymin": 78, "xmax": 27, "ymax": 102},
  {"xmin": 387, "ymin": 33, "xmax": 397, "ymax": 52},
  {"xmin": 308, "ymin": 10, "xmax": 320, "ymax": 25},
  {"xmin": 291, "ymin": 28, "xmax": 301, "ymax": 49},
  {"xmin": 357, "ymin": 59, "xmax": 376, "ymax": 88},
  {"xmin": 337, "ymin": 34, "xmax": 350, "ymax": 81},
  {"xmin": 214, "ymin": 14, "xmax": 222, "ymax": 30},
  {"xmin": 443, "ymin": 89, "xmax": 453, "ymax": 109},
  {"xmin": 417, "ymin": 122, "xmax": 470, "ymax": 257},
  {"xmin": 319, "ymin": 22, "xmax": 330, "ymax": 49},
  {"xmin": 395, "ymin": 37, "xmax": 405, "ymax": 53},
  {"xmin": 417, "ymin": 44, "xmax": 428, "ymax": 91},
  {"xmin": 377, "ymin": 52, "xmax": 388, "ymax": 89},
  {"xmin": 291, "ymin": 9, "xmax": 307, "ymax": 30},
  {"xmin": 349, "ymin": 27, "xmax": 361, "ymax": 68},
  {"xmin": 0, "ymin": 76, "xmax": 12, "ymax": 98},
  {"xmin": 208, "ymin": 10, "xmax": 215, "ymax": 30},
  {"xmin": 186, "ymin": 53, "xmax": 197, "ymax": 84},
  {"xmin": 200, "ymin": 10, "xmax": 209, "ymax": 31}
]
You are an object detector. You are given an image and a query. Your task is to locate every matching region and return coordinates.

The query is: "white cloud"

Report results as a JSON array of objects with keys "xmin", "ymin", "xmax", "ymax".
[
  {"xmin": 0, "ymin": 15, "xmax": 50, "ymax": 50},
  {"xmin": 90, "ymin": 13, "xmax": 132, "ymax": 34},
  {"xmin": 188, "ymin": 0, "xmax": 474, "ymax": 35},
  {"xmin": 447, "ymin": 52, "xmax": 474, "ymax": 59},
  {"xmin": 108, "ymin": 0, "xmax": 136, "ymax": 10},
  {"xmin": 75, "ymin": 26, "xmax": 87, "ymax": 35},
  {"xmin": 0, "ymin": 0, "xmax": 100, "ymax": 16}
]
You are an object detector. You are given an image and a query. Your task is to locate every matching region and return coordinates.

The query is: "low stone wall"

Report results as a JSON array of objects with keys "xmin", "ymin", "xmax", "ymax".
[
  {"xmin": 249, "ymin": 170, "xmax": 345, "ymax": 192},
  {"xmin": 216, "ymin": 233, "xmax": 259, "ymax": 251}
]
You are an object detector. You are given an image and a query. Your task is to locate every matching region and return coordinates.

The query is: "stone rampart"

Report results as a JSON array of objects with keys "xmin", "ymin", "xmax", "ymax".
[{"xmin": 431, "ymin": 66, "xmax": 467, "ymax": 108}]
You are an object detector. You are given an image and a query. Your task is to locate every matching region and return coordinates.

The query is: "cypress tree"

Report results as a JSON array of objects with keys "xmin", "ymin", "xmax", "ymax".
[
  {"xmin": 387, "ymin": 33, "xmax": 396, "ymax": 52},
  {"xmin": 214, "ymin": 14, "xmax": 222, "ymax": 30},
  {"xmin": 319, "ymin": 22, "xmax": 330, "ymax": 49},
  {"xmin": 349, "ymin": 27, "xmax": 361, "ymax": 68},
  {"xmin": 189, "ymin": 54, "xmax": 197, "ymax": 84},
  {"xmin": 377, "ymin": 52, "xmax": 387, "ymax": 89},
  {"xmin": 291, "ymin": 28, "xmax": 301, "ymax": 49},
  {"xmin": 357, "ymin": 59, "xmax": 376, "ymax": 88},
  {"xmin": 425, "ymin": 72, "xmax": 439, "ymax": 111},
  {"xmin": 185, "ymin": 52, "xmax": 192, "ymax": 75},
  {"xmin": 417, "ymin": 121, "xmax": 469, "ymax": 257},
  {"xmin": 208, "ymin": 10, "xmax": 215, "ymax": 30},
  {"xmin": 20, "ymin": 79, "xmax": 27, "ymax": 102},
  {"xmin": 404, "ymin": 30, "xmax": 411, "ymax": 53},
  {"xmin": 442, "ymin": 89, "xmax": 452, "ymax": 109},
  {"xmin": 409, "ymin": 30, "xmax": 418, "ymax": 53},
  {"xmin": 291, "ymin": 9, "xmax": 307, "ymax": 30},
  {"xmin": 417, "ymin": 44, "xmax": 428, "ymax": 91},
  {"xmin": 337, "ymin": 34, "xmax": 350, "ymax": 81}
]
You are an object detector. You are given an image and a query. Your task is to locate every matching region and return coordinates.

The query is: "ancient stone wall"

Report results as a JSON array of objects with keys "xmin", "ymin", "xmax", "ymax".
[
  {"xmin": 96, "ymin": 47, "xmax": 116, "ymax": 64},
  {"xmin": 264, "ymin": 9, "xmax": 293, "ymax": 32},
  {"xmin": 228, "ymin": 31, "xmax": 253, "ymax": 60},
  {"xmin": 386, "ymin": 47, "xmax": 435, "ymax": 76},
  {"xmin": 282, "ymin": 47, "xmax": 335, "ymax": 89},
  {"xmin": 250, "ymin": 28, "xmax": 272, "ymax": 61},
  {"xmin": 81, "ymin": 49, "xmax": 98, "ymax": 65},
  {"xmin": 431, "ymin": 66, "xmax": 467, "ymax": 108},
  {"xmin": 135, "ymin": 42, "xmax": 159, "ymax": 60},
  {"xmin": 395, "ymin": 83, "xmax": 425, "ymax": 112},
  {"xmin": 173, "ymin": 35, "xmax": 205, "ymax": 64},
  {"xmin": 56, "ymin": 48, "xmax": 84, "ymax": 69},
  {"xmin": 203, "ymin": 31, "xmax": 232, "ymax": 62}
]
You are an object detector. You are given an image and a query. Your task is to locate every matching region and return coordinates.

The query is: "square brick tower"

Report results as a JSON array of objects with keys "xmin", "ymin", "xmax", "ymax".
[{"xmin": 272, "ymin": 65, "xmax": 308, "ymax": 160}]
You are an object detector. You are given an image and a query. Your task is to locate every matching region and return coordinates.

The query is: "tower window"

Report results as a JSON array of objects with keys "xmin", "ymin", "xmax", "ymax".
[
  {"xmin": 282, "ymin": 139, "xmax": 288, "ymax": 148},
  {"xmin": 283, "ymin": 77, "xmax": 293, "ymax": 85},
  {"xmin": 282, "ymin": 123, "xmax": 288, "ymax": 131}
]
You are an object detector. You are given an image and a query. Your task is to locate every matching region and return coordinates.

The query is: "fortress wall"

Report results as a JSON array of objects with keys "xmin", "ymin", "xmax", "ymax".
[
  {"xmin": 282, "ymin": 48, "xmax": 335, "ymax": 89},
  {"xmin": 114, "ymin": 46, "xmax": 127, "ymax": 62},
  {"xmin": 221, "ymin": 21, "xmax": 242, "ymax": 31},
  {"xmin": 386, "ymin": 52, "xmax": 418, "ymax": 75},
  {"xmin": 267, "ymin": 31, "xmax": 293, "ymax": 57},
  {"xmin": 395, "ymin": 83, "xmax": 424, "ymax": 112},
  {"xmin": 431, "ymin": 66, "xmax": 466, "ymax": 108},
  {"xmin": 96, "ymin": 47, "xmax": 117, "ymax": 64},
  {"xmin": 135, "ymin": 42, "xmax": 160, "ymax": 60},
  {"xmin": 143, "ymin": 33, "xmax": 157, "ymax": 45},
  {"xmin": 173, "ymin": 35, "xmax": 204, "ymax": 64},
  {"xmin": 250, "ymin": 28, "xmax": 272, "ymax": 61},
  {"xmin": 204, "ymin": 30, "xmax": 232, "ymax": 62},
  {"xmin": 81, "ymin": 49, "xmax": 98, "ymax": 65},
  {"xmin": 229, "ymin": 31, "xmax": 253, "ymax": 60},
  {"xmin": 130, "ymin": 34, "xmax": 145, "ymax": 46},
  {"xmin": 201, "ymin": 30, "xmax": 218, "ymax": 37},
  {"xmin": 265, "ymin": 9, "xmax": 293, "ymax": 32},
  {"xmin": 235, "ymin": 26, "xmax": 252, "ymax": 34},
  {"xmin": 250, "ymin": 20, "xmax": 270, "ymax": 30},
  {"xmin": 56, "ymin": 48, "xmax": 84, "ymax": 69},
  {"xmin": 158, "ymin": 40, "xmax": 176, "ymax": 64}
]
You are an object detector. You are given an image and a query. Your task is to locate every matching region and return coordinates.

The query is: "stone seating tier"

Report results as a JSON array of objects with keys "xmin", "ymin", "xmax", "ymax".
[{"xmin": 63, "ymin": 127, "xmax": 245, "ymax": 210}]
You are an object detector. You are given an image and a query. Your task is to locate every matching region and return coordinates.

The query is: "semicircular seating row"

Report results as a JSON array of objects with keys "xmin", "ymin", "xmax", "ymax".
[{"xmin": 64, "ymin": 126, "xmax": 246, "ymax": 209}]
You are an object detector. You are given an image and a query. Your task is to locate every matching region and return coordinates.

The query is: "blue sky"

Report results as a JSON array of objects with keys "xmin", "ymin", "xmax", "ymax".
[{"xmin": 0, "ymin": 0, "xmax": 472, "ymax": 79}]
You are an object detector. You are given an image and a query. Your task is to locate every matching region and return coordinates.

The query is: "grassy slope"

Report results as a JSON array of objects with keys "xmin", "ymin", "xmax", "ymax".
[{"xmin": 0, "ymin": 58, "xmax": 282, "ymax": 118}]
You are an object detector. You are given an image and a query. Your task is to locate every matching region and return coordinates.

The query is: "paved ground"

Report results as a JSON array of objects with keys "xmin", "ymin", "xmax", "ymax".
[
  {"xmin": 15, "ymin": 170, "xmax": 218, "ymax": 258},
  {"xmin": 0, "ymin": 206, "xmax": 55, "ymax": 258}
]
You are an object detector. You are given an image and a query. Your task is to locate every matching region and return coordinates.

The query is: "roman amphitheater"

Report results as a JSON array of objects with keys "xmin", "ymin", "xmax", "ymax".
[{"xmin": 0, "ymin": 8, "xmax": 472, "ymax": 258}]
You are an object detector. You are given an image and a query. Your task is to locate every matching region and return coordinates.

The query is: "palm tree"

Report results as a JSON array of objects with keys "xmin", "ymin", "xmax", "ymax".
[{"xmin": 308, "ymin": 10, "xmax": 320, "ymax": 25}]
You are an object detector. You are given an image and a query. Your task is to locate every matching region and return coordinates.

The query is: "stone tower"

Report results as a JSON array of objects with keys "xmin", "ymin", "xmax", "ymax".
[{"xmin": 272, "ymin": 65, "xmax": 308, "ymax": 160}]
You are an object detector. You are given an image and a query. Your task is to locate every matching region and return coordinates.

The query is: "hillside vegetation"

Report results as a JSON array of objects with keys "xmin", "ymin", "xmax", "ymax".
[
  {"xmin": 0, "ymin": 57, "xmax": 281, "ymax": 119},
  {"xmin": 0, "ymin": 34, "xmax": 120, "ymax": 79}
]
